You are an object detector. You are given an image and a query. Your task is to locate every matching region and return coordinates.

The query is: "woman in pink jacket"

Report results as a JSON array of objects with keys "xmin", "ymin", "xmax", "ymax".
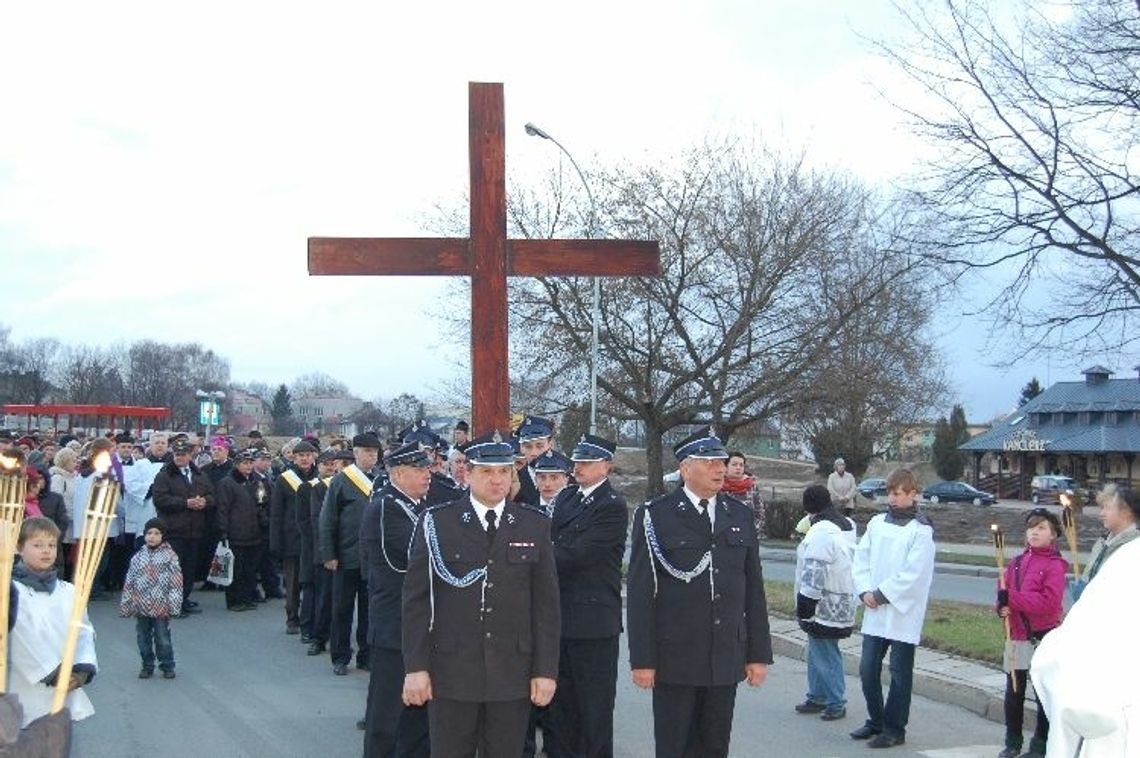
[{"xmin": 995, "ymin": 508, "xmax": 1067, "ymax": 758}]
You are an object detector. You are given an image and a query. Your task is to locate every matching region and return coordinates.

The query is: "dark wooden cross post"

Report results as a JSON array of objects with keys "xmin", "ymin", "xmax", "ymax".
[{"xmin": 308, "ymin": 82, "xmax": 660, "ymax": 435}]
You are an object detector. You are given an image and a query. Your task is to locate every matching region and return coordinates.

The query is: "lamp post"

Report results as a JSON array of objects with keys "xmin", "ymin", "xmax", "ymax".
[
  {"xmin": 195, "ymin": 389, "xmax": 226, "ymax": 445},
  {"xmin": 524, "ymin": 122, "xmax": 601, "ymax": 435}
]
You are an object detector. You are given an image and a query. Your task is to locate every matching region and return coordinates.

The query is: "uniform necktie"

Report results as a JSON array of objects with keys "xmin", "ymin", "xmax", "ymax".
[
  {"xmin": 182, "ymin": 467, "xmax": 192, "ymax": 484},
  {"xmin": 485, "ymin": 510, "xmax": 498, "ymax": 542},
  {"xmin": 699, "ymin": 498, "xmax": 714, "ymax": 531}
]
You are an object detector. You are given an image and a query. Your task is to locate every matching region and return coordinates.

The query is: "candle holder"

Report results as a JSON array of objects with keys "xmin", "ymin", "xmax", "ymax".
[
  {"xmin": 0, "ymin": 461, "xmax": 27, "ymax": 693},
  {"xmin": 991, "ymin": 524, "xmax": 1016, "ymax": 690},
  {"xmin": 1060, "ymin": 491, "xmax": 1082, "ymax": 579},
  {"xmin": 50, "ymin": 459, "xmax": 119, "ymax": 714}
]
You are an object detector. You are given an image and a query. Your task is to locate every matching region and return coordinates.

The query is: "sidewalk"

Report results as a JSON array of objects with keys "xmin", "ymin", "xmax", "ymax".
[
  {"xmin": 760, "ymin": 541, "xmax": 1077, "ymax": 726},
  {"xmin": 768, "ymin": 617, "xmax": 1027, "ymax": 726}
]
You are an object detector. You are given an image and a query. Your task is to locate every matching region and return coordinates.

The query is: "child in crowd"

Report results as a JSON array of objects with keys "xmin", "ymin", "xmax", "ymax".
[
  {"xmin": 120, "ymin": 517, "xmax": 183, "ymax": 679},
  {"xmin": 793, "ymin": 484, "xmax": 858, "ymax": 722},
  {"xmin": 9, "ymin": 517, "xmax": 98, "ymax": 726},
  {"xmin": 995, "ymin": 509, "xmax": 1066, "ymax": 758},
  {"xmin": 850, "ymin": 468, "xmax": 935, "ymax": 749}
]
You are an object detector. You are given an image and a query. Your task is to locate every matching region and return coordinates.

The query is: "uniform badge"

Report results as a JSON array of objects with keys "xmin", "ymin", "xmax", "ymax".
[
  {"xmin": 462, "ymin": 511, "xmax": 472, "ymax": 523},
  {"xmin": 506, "ymin": 512, "xmax": 516, "ymax": 525}
]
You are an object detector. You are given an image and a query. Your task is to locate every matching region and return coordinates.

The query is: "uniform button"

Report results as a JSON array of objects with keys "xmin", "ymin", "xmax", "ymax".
[
  {"xmin": 713, "ymin": 594, "xmax": 721, "ymax": 602},
  {"xmin": 486, "ymin": 582, "xmax": 494, "ymax": 589},
  {"xmin": 714, "ymin": 619, "xmax": 721, "ymax": 625},
  {"xmin": 485, "ymin": 607, "xmax": 493, "ymax": 613},
  {"xmin": 487, "ymin": 559, "xmax": 495, "ymax": 565},
  {"xmin": 485, "ymin": 632, "xmax": 492, "ymax": 638}
]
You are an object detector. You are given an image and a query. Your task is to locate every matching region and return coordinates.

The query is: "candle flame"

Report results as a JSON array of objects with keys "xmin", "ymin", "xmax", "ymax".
[
  {"xmin": 0, "ymin": 454, "xmax": 20, "ymax": 473},
  {"xmin": 990, "ymin": 523, "xmax": 999, "ymax": 532},
  {"xmin": 1060, "ymin": 491, "xmax": 1072, "ymax": 508},
  {"xmin": 91, "ymin": 450, "xmax": 113, "ymax": 476}
]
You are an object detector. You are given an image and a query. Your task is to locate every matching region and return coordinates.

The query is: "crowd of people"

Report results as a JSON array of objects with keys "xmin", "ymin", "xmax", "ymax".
[{"xmin": 0, "ymin": 425, "xmax": 1135, "ymax": 756}]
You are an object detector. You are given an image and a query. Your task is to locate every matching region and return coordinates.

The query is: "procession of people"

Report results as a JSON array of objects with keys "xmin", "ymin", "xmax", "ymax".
[{"xmin": 0, "ymin": 424, "xmax": 1134, "ymax": 757}]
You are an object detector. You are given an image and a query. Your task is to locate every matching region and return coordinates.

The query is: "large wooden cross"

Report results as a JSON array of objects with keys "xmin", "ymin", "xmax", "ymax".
[{"xmin": 308, "ymin": 82, "xmax": 660, "ymax": 435}]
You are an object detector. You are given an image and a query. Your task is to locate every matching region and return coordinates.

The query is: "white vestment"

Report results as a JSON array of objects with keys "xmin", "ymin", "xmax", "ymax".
[{"xmin": 851, "ymin": 513, "xmax": 935, "ymax": 644}]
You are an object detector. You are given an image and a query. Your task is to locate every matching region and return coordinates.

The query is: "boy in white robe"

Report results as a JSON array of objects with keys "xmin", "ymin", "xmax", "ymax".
[
  {"xmin": 850, "ymin": 468, "xmax": 935, "ymax": 749},
  {"xmin": 9, "ymin": 517, "xmax": 98, "ymax": 727}
]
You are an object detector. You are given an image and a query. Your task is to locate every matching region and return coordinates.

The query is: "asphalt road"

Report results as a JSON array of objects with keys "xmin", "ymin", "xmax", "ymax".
[
  {"xmin": 761, "ymin": 559, "xmax": 998, "ymax": 606},
  {"xmin": 71, "ymin": 588, "xmax": 1009, "ymax": 758}
]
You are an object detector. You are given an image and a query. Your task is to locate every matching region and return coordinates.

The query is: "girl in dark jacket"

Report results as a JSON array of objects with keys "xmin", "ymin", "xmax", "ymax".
[{"xmin": 216, "ymin": 452, "xmax": 266, "ymax": 611}]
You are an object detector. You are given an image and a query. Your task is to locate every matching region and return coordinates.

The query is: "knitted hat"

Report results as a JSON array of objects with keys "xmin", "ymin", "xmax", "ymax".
[{"xmin": 143, "ymin": 518, "xmax": 166, "ymax": 537}]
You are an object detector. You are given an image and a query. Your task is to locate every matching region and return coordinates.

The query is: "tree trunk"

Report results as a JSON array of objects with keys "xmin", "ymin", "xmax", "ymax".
[{"xmin": 644, "ymin": 421, "xmax": 667, "ymax": 499}]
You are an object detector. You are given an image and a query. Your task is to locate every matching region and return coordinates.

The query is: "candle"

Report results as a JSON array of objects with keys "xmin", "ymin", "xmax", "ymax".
[
  {"xmin": 0, "ymin": 456, "xmax": 27, "ymax": 693},
  {"xmin": 50, "ymin": 452, "xmax": 120, "ymax": 714}
]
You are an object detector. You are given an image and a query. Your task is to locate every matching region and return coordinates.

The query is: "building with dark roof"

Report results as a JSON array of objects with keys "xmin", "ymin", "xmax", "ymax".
[{"xmin": 959, "ymin": 366, "xmax": 1140, "ymax": 498}]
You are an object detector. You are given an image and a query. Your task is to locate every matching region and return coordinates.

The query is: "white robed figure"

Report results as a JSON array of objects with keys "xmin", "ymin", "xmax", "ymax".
[
  {"xmin": 1032, "ymin": 537, "xmax": 1140, "ymax": 757},
  {"xmin": 9, "ymin": 577, "xmax": 98, "ymax": 725}
]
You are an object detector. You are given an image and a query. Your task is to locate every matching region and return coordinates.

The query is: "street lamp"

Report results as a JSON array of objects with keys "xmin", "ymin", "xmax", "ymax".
[
  {"xmin": 195, "ymin": 389, "xmax": 226, "ymax": 445},
  {"xmin": 524, "ymin": 121, "xmax": 602, "ymax": 435}
]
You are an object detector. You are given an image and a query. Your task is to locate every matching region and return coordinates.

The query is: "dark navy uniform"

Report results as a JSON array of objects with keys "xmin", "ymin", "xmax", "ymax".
[
  {"xmin": 361, "ymin": 450, "xmax": 431, "ymax": 758},
  {"xmin": 402, "ymin": 494, "xmax": 560, "ymax": 758},
  {"xmin": 548, "ymin": 475, "xmax": 628, "ymax": 758},
  {"xmin": 627, "ymin": 428, "xmax": 773, "ymax": 758}
]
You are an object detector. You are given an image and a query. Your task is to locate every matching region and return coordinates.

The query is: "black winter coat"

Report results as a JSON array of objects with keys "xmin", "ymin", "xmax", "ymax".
[
  {"xmin": 317, "ymin": 466, "xmax": 372, "ymax": 570},
  {"xmin": 151, "ymin": 462, "xmax": 214, "ymax": 540},
  {"xmin": 270, "ymin": 465, "xmax": 312, "ymax": 558},
  {"xmin": 627, "ymin": 488, "xmax": 773, "ymax": 686},
  {"xmin": 550, "ymin": 480, "xmax": 629, "ymax": 639},
  {"xmin": 216, "ymin": 471, "xmax": 267, "ymax": 547}
]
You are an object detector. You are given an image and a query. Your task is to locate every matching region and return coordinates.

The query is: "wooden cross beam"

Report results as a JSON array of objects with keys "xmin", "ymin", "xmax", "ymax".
[{"xmin": 308, "ymin": 82, "xmax": 660, "ymax": 436}]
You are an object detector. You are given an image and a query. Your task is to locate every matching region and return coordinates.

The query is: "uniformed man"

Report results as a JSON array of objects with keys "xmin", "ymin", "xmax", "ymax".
[
  {"xmin": 272, "ymin": 440, "xmax": 317, "ymax": 635},
  {"xmin": 400, "ymin": 420, "xmax": 462, "ymax": 506},
  {"xmin": 401, "ymin": 430, "xmax": 560, "ymax": 758},
  {"xmin": 319, "ymin": 432, "xmax": 380, "ymax": 675},
  {"xmin": 627, "ymin": 426, "xmax": 772, "ymax": 758},
  {"xmin": 547, "ymin": 434, "xmax": 629, "ymax": 758},
  {"xmin": 361, "ymin": 442, "xmax": 434, "ymax": 758},
  {"xmin": 513, "ymin": 416, "xmax": 556, "ymax": 506},
  {"xmin": 306, "ymin": 449, "xmax": 346, "ymax": 654},
  {"xmin": 523, "ymin": 448, "xmax": 574, "ymax": 756},
  {"xmin": 252, "ymin": 448, "xmax": 283, "ymax": 601},
  {"xmin": 533, "ymin": 449, "xmax": 572, "ymax": 517}
]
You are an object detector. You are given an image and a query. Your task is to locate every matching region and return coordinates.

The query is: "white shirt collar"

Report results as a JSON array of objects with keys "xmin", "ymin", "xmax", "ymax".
[
  {"xmin": 470, "ymin": 497, "xmax": 505, "ymax": 530},
  {"xmin": 682, "ymin": 486, "xmax": 716, "ymax": 512},
  {"xmin": 579, "ymin": 478, "xmax": 607, "ymax": 500}
]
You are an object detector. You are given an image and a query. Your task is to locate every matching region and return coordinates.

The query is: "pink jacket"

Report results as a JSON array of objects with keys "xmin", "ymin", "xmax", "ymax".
[{"xmin": 999, "ymin": 545, "xmax": 1067, "ymax": 641}]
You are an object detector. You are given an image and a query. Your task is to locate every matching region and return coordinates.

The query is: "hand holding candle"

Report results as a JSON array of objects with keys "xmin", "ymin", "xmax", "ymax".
[
  {"xmin": 1060, "ymin": 492, "xmax": 1082, "ymax": 578},
  {"xmin": 992, "ymin": 523, "xmax": 1016, "ymax": 690},
  {"xmin": 0, "ymin": 454, "xmax": 27, "ymax": 693},
  {"xmin": 51, "ymin": 452, "xmax": 120, "ymax": 714}
]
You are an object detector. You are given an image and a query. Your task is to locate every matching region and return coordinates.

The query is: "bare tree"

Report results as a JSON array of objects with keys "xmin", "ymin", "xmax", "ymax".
[
  {"xmin": 290, "ymin": 372, "xmax": 350, "ymax": 399},
  {"xmin": 878, "ymin": 0, "xmax": 1140, "ymax": 360},
  {"xmin": 507, "ymin": 142, "xmax": 942, "ymax": 492},
  {"xmin": 54, "ymin": 345, "xmax": 119, "ymax": 404},
  {"xmin": 7, "ymin": 338, "xmax": 61, "ymax": 405}
]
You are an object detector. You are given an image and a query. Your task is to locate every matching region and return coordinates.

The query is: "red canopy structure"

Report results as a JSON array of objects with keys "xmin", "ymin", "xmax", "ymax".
[{"xmin": 2, "ymin": 404, "xmax": 172, "ymax": 435}]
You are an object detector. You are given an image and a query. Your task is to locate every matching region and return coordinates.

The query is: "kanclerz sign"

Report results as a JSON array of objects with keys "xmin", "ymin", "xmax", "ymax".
[{"xmin": 1002, "ymin": 429, "xmax": 1051, "ymax": 452}]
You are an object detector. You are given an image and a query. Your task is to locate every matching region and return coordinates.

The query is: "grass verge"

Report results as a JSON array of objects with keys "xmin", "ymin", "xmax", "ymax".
[{"xmin": 764, "ymin": 579, "xmax": 1004, "ymax": 665}]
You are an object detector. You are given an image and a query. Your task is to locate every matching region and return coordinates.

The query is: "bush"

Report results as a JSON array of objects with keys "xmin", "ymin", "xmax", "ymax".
[{"xmin": 763, "ymin": 498, "xmax": 803, "ymax": 541}]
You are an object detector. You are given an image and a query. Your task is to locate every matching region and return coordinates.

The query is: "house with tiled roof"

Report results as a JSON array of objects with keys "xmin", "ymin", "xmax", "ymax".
[{"xmin": 959, "ymin": 366, "xmax": 1140, "ymax": 498}]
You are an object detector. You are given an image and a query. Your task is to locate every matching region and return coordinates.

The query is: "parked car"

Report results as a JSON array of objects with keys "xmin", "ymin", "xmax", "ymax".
[
  {"xmin": 857, "ymin": 477, "xmax": 888, "ymax": 499},
  {"xmin": 922, "ymin": 480, "xmax": 997, "ymax": 506},
  {"xmin": 1031, "ymin": 475, "xmax": 1078, "ymax": 505}
]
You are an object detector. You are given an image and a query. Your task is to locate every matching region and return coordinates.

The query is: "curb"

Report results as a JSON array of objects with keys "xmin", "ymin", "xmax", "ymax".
[
  {"xmin": 769, "ymin": 623, "xmax": 1037, "ymax": 726},
  {"xmin": 761, "ymin": 547, "xmax": 1002, "ymax": 579}
]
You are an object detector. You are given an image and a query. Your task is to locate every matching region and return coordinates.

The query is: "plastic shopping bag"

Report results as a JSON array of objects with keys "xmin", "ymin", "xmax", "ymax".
[{"xmin": 207, "ymin": 540, "xmax": 234, "ymax": 587}]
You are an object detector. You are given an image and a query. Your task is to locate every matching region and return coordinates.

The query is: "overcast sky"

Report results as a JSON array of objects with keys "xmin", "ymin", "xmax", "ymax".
[{"xmin": 1, "ymin": 0, "xmax": 1096, "ymax": 423}]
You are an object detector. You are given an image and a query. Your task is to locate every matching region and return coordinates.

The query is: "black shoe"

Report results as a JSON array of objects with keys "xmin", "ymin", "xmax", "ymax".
[
  {"xmin": 355, "ymin": 719, "xmax": 366, "ymax": 731},
  {"xmin": 184, "ymin": 600, "xmax": 200, "ymax": 609},
  {"xmin": 300, "ymin": 634, "xmax": 314, "ymax": 644},
  {"xmin": 307, "ymin": 641, "xmax": 326, "ymax": 656},
  {"xmin": 795, "ymin": 700, "xmax": 826, "ymax": 714},
  {"xmin": 850, "ymin": 725, "xmax": 881, "ymax": 740},
  {"xmin": 162, "ymin": 670, "xmax": 176, "ymax": 680},
  {"xmin": 265, "ymin": 592, "xmax": 286, "ymax": 600},
  {"xmin": 182, "ymin": 606, "xmax": 203, "ymax": 615},
  {"xmin": 138, "ymin": 668, "xmax": 154, "ymax": 679},
  {"xmin": 333, "ymin": 663, "xmax": 348, "ymax": 676},
  {"xmin": 228, "ymin": 604, "xmax": 253, "ymax": 612},
  {"xmin": 998, "ymin": 748, "xmax": 1021, "ymax": 758},
  {"xmin": 821, "ymin": 707, "xmax": 846, "ymax": 721},
  {"xmin": 867, "ymin": 733, "xmax": 905, "ymax": 749},
  {"xmin": 286, "ymin": 623, "xmax": 300, "ymax": 635}
]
